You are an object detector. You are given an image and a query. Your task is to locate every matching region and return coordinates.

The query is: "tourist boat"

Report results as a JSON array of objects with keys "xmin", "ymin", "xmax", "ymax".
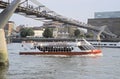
[
  {"xmin": 90, "ymin": 41, "xmax": 120, "ymax": 48},
  {"xmin": 19, "ymin": 39, "xmax": 102, "ymax": 56}
]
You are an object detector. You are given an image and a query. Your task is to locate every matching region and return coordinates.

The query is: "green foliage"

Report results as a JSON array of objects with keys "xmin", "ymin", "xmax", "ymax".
[
  {"xmin": 85, "ymin": 33, "xmax": 93, "ymax": 38},
  {"xmin": 20, "ymin": 28, "xmax": 34, "ymax": 38},
  {"xmin": 27, "ymin": 28, "xmax": 34, "ymax": 36},
  {"xmin": 74, "ymin": 29, "xmax": 80, "ymax": 37},
  {"xmin": 43, "ymin": 28, "xmax": 53, "ymax": 38}
]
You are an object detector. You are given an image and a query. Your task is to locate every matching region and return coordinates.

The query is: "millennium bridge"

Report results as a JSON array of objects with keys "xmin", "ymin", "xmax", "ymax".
[{"xmin": 0, "ymin": 0, "xmax": 116, "ymax": 37}]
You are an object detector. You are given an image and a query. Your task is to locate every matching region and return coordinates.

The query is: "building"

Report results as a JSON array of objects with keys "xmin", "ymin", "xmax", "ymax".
[
  {"xmin": 4, "ymin": 21, "xmax": 15, "ymax": 37},
  {"xmin": 42, "ymin": 22, "xmax": 79, "ymax": 38},
  {"xmin": 88, "ymin": 11, "xmax": 120, "ymax": 38},
  {"xmin": 95, "ymin": 11, "xmax": 120, "ymax": 18},
  {"xmin": 16, "ymin": 25, "xmax": 25, "ymax": 32},
  {"xmin": 55, "ymin": 26, "xmax": 69, "ymax": 38},
  {"xmin": 32, "ymin": 27, "xmax": 44, "ymax": 37},
  {"xmin": 88, "ymin": 18, "xmax": 120, "ymax": 37}
]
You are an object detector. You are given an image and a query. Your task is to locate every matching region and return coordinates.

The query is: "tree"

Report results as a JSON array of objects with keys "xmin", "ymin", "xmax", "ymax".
[
  {"xmin": 74, "ymin": 29, "xmax": 80, "ymax": 37},
  {"xmin": 43, "ymin": 28, "xmax": 53, "ymax": 38},
  {"xmin": 85, "ymin": 33, "xmax": 93, "ymax": 38},
  {"xmin": 27, "ymin": 28, "xmax": 34, "ymax": 36},
  {"xmin": 20, "ymin": 28, "xmax": 34, "ymax": 37}
]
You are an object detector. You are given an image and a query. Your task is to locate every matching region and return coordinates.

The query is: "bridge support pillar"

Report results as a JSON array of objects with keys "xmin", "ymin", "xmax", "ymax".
[
  {"xmin": 0, "ymin": 29, "xmax": 9, "ymax": 66},
  {"xmin": 0, "ymin": 0, "xmax": 21, "ymax": 66}
]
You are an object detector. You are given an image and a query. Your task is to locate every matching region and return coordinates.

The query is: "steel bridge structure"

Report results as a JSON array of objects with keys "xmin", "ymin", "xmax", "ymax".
[{"xmin": 0, "ymin": 0, "xmax": 117, "ymax": 37}]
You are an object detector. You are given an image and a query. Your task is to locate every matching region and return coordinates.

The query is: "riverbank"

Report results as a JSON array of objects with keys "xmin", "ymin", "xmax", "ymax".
[{"xmin": 10, "ymin": 38, "xmax": 120, "ymax": 43}]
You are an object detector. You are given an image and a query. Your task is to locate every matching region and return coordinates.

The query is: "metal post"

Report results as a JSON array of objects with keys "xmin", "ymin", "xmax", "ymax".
[
  {"xmin": 26, "ymin": 0, "xmax": 29, "ymax": 8},
  {"xmin": 8, "ymin": 0, "xmax": 10, "ymax": 3}
]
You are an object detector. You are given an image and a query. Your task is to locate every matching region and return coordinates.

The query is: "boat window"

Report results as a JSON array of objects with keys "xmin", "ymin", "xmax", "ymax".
[
  {"xmin": 87, "ymin": 45, "xmax": 95, "ymax": 50},
  {"xmin": 83, "ymin": 45, "xmax": 89, "ymax": 50},
  {"xmin": 109, "ymin": 44, "xmax": 113, "ymax": 45},
  {"xmin": 93, "ymin": 44, "xmax": 97, "ymax": 45},
  {"xmin": 78, "ymin": 46, "xmax": 86, "ymax": 50},
  {"xmin": 114, "ymin": 44, "xmax": 116, "ymax": 46},
  {"xmin": 71, "ymin": 47, "xmax": 74, "ymax": 50}
]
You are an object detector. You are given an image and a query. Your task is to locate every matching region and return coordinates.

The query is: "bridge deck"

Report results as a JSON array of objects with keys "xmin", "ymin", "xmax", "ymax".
[{"xmin": 0, "ymin": 0, "xmax": 116, "ymax": 37}]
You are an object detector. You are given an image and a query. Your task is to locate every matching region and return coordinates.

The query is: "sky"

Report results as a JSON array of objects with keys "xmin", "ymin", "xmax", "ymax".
[{"xmin": 8, "ymin": 0, "xmax": 120, "ymax": 26}]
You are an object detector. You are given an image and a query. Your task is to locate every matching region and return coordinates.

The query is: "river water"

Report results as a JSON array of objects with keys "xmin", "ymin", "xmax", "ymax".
[{"xmin": 0, "ymin": 43, "xmax": 120, "ymax": 79}]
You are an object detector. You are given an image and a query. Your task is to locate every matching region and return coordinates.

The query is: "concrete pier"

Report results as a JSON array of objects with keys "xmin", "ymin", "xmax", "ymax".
[
  {"xmin": 0, "ymin": 65, "xmax": 8, "ymax": 78},
  {"xmin": 0, "ymin": 29, "xmax": 9, "ymax": 66},
  {"xmin": 0, "ymin": 0, "xmax": 21, "ymax": 66}
]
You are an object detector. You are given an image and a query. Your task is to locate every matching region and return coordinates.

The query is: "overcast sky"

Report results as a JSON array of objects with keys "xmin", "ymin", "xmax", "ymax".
[{"xmin": 9, "ymin": 0, "xmax": 120, "ymax": 26}]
